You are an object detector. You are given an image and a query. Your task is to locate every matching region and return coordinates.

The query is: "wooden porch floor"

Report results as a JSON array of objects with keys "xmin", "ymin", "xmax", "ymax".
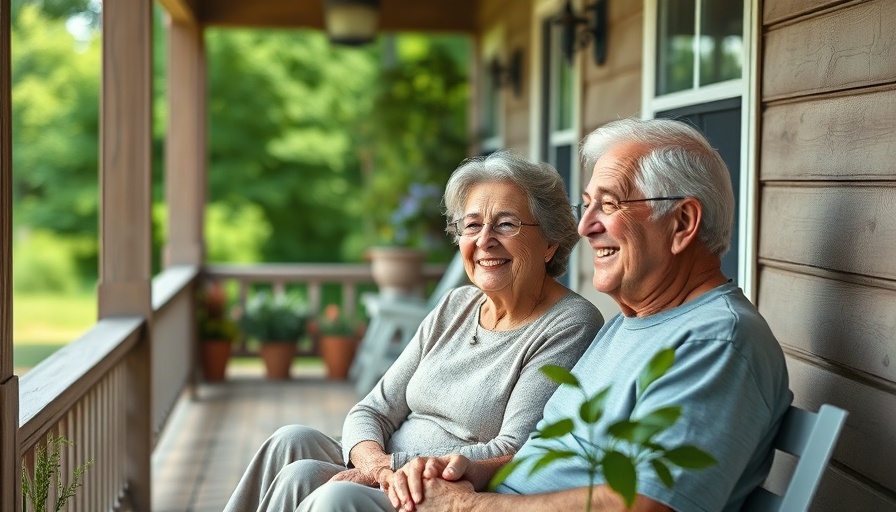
[{"xmin": 151, "ymin": 362, "xmax": 358, "ymax": 512}]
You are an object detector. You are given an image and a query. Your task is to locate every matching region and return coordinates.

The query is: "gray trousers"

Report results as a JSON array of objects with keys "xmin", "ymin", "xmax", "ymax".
[
  {"xmin": 298, "ymin": 481, "xmax": 394, "ymax": 511},
  {"xmin": 223, "ymin": 424, "xmax": 368, "ymax": 512}
]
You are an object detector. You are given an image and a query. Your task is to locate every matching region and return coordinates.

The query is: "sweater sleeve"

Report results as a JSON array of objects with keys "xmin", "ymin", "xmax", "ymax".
[
  {"xmin": 389, "ymin": 297, "xmax": 603, "ymax": 468},
  {"xmin": 339, "ymin": 297, "xmax": 438, "ymax": 466}
]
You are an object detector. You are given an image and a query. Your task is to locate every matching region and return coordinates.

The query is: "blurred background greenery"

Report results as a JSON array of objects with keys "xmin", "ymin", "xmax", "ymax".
[{"xmin": 10, "ymin": 0, "xmax": 470, "ymax": 370}]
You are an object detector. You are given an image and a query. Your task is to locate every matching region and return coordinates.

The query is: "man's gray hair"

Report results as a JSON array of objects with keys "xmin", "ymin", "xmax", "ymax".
[
  {"xmin": 580, "ymin": 117, "xmax": 735, "ymax": 256},
  {"xmin": 443, "ymin": 150, "xmax": 579, "ymax": 278}
]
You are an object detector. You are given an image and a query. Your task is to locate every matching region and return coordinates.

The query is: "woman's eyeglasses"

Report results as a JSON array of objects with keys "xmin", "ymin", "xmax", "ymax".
[{"xmin": 448, "ymin": 215, "xmax": 540, "ymax": 238}]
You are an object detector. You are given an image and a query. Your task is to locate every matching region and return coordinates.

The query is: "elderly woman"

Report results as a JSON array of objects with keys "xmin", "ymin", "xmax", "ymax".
[{"xmin": 223, "ymin": 150, "xmax": 603, "ymax": 512}]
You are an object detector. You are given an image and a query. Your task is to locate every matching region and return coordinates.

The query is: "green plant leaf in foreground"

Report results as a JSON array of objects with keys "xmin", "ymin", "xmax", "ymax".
[
  {"xmin": 650, "ymin": 459, "xmax": 675, "ymax": 488},
  {"xmin": 602, "ymin": 450, "xmax": 637, "ymax": 507},
  {"xmin": 530, "ymin": 450, "xmax": 579, "ymax": 476},
  {"xmin": 627, "ymin": 405, "xmax": 682, "ymax": 442},
  {"xmin": 637, "ymin": 347, "xmax": 675, "ymax": 397},
  {"xmin": 535, "ymin": 418, "xmax": 575, "ymax": 439},
  {"xmin": 494, "ymin": 355, "xmax": 718, "ymax": 509},
  {"xmin": 488, "ymin": 457, "xmax": 528, "ymax": 491},
  {"xmin": 541, "ymin": 364, "xmax": 580, "ymax": 387},
  {"xmin": 662, "ymin": 445, "xmax": 718, "ymax": 469},
  {"xmin": 22, "ymin": 435, "xmax": 92, "ymax": 512},
  {"xmin": 579, "ymin": 387, "xmax": 610, "ymax": 424}
]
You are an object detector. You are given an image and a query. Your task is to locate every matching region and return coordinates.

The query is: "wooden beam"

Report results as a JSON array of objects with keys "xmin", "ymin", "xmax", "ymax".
[
  {"xmin": 164, "ymin": 17, "xmax": 206, "ymax": 267},
  {"xmin": 156, "ymin": 0, "xmax": 198, "ymax": 24},
  {"xmin": 198, "ymin": 0, "xmax": 478, "ymax": 32},
  {"xmin": 0, "ymin": 0, "xmax": 21, "ymax": 508},
  {"xmin": 99, "ymin": 1, "xmax": 154, "ymax": 510}
]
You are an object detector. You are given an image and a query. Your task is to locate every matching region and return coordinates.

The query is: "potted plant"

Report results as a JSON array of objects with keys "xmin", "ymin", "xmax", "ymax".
[
  {"xmin": 313, "ymin": 304, "xmax": 363, "ymax": 380},
  {"xmin": 367, "ymin": 182, "xmax": 445, "ymax": 297},
  {"xmin": 197, "ymin": 282, "xmax": 239, "ymax": 382},
  {"xmin": 240, "ymin": 290, "xmax": 309, "ymax": 380}
]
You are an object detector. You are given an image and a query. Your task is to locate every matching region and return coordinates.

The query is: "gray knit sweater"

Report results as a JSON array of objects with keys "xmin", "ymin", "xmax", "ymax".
[{"xmin": 341, "ymin": 285, "xmax": 604, "ymax": 469}]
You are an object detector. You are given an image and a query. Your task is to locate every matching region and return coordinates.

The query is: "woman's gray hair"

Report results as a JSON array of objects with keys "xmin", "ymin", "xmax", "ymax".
[
  {"xmin": 443, "ymin": 150, "xmax": 579, "ymax": 278},
  {"xmin": 580, "ymin": 117, "xmax": 735, "ymax": 256}
]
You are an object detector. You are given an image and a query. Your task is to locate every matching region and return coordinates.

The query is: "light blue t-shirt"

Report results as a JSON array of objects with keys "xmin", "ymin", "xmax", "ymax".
[{"xmin": 498, "ymin": 282, "xmax": 792, "ymax": 512}]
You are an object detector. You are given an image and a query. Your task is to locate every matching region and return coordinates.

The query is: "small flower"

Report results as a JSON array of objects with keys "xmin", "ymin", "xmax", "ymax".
[
  {"xmin": 387, "ymin": 182, "xmax": 445, "ymax": 248},
  {"xmin": 315, "ymin": 304, "xmax": 360, "ymax": 337}
]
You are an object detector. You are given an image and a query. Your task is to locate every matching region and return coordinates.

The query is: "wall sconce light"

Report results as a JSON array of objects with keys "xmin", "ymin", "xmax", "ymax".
[
  {"xmin": 555, "ymin": 0, "xmax": 607, "ymax": 65},
  {"xmin": 489, "ymin": 49, "xmax": 523, "ymax": 97},
  {"xmin": 324, "ymin": 0, "xmax": 380, "ymax": 46}
]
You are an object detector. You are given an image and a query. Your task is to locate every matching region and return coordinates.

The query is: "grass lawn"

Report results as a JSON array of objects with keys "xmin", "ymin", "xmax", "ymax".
[{"xmin": 13, "ymin": 291, "xmax": 97, "ymax": 371}]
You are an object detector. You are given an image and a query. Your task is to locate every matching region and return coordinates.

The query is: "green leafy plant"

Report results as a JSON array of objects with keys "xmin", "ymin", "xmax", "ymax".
[
  {"xmin": 490, "ymin": 348, "xmax": 717, "ymax": 510},
  {"xmin": 314, "ymin": 304, "xmax": 361, "ymax": 337},
  {"xmin": 239, "ymin": 290, "xmax": 309, "ymax": 343},
  {"xmin": 197, "ymin": 282, "xmax": 239, "ymax": 342},
  {"xmin": 22, "ymin": 434, "xmax": 93, "ymax": 512}
]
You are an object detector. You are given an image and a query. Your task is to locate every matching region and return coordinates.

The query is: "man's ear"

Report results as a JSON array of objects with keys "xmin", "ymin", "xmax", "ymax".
[{"xmin": 670, "ymin": 198, "xmax": 702, "ymax": 255}]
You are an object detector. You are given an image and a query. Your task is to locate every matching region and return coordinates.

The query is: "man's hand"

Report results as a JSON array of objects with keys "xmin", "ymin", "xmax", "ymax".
[
  {"xmin": 415, "ymin": 477, "xmax": 476, "ymax": 511},
  {"xmin": 385, "ymin": 455, "xmax": 472, "ymax": 511}
]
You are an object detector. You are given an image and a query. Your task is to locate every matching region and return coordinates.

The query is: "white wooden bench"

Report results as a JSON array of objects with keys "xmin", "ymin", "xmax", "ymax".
[
  {"xmin": 350, "ymin": 252, "xmax": 469, "ymax": 396},
  {"xmin": 744, "ymin": 403, "xmax": 848, "ymax": 512}
]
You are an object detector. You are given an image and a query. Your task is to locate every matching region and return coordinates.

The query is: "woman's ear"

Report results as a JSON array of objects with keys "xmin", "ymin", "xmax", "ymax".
[
  {"xmin": 670, "ymin": 198, "xmax": 702, "ymax": 255},
  {"xmin": 545, "ymin": 243, "xmax": 559, "ymax": 263}
]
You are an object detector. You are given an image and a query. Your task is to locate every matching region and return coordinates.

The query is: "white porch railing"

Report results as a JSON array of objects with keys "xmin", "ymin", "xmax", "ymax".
[
  {"xmin": 204, "ymin": 262, "xmax": 445, "ymax": 356},
  {"xmin": 14, "ymin": 262, "xmax": 445, "ymax": 511}
]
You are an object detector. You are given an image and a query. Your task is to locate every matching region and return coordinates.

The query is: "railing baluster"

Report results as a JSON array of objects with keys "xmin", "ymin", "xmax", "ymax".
[
  {"xmin": 203, "ymin": 262, "xmax": 445, "ymax": 358},
  {"xmin": 308, "ymin": 282, "xmax": 322, "ymax": 315},
  {"xmin": 342, "ymin": 282, "xmax": 357, "ymax": 319}
]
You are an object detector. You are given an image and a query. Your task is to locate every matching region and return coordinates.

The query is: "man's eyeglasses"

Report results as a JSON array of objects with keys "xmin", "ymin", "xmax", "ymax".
[
  {"xmin": 448, "ymin": 215, "xmax": 540, "ymax": 238},
  {"xmin": 572, "ymin": 196, "xmax": 686, "ymax": 219}
]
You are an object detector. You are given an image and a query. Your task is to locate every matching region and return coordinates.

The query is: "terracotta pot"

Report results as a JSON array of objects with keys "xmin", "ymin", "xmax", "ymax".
[
  {"xmin": 368, "ymin": 246, "xmax": 426, "ymax": 298},
  {"xmin": 201, "ymin": 340, "xmax": 232, "ymax": 381},
  {"xmin": 260, "ymin": 343, "xmax": 296, "ymax": 380},
  {"xmin": 319, "ymin": 335, "xmax": 358, "ymax": 380}
]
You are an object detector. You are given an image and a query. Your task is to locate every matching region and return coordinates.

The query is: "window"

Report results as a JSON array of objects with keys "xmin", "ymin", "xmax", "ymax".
[
  {"xmin": 480, "ymin": 27, "xmax": 504, "ymax": 154},
  {"xmin": 655, "ymin": 0, "xmax": 743, "ymax": 96},
  {"xmin": 644, "ymin": 0, "xmax": 755, "ymax": 294}
]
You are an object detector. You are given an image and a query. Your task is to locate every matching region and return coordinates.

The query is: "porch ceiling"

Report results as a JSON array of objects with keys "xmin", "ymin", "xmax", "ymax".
[{"xmin": 158, "ymin": 0, "xmax": 479, "ymax": 32}]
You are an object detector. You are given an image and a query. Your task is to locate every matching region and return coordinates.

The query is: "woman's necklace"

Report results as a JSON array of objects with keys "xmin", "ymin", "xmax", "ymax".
[{"xmin": 471, "ymin": 293, "xmax": 547, "ymax": 345}]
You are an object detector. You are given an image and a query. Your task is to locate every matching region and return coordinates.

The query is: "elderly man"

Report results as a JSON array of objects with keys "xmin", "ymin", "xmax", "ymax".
[{"xmin": 301, "ymin": 118, "xmax": 792, "ymax": 512}]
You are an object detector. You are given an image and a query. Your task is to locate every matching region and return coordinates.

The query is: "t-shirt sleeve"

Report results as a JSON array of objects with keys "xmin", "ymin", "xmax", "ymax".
[{"xmin": 632, "ymin": 340, "xmax": 772, "ymax": 512}]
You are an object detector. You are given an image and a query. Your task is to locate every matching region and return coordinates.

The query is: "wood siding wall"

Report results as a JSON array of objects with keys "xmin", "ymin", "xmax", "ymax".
[
  {"xmin": 475, "ymin": 0, "xmax": 534, "ymax": 154},
  {"xmin": 759, "ymin": 0, "xmax": 896, "ymax": 508}
]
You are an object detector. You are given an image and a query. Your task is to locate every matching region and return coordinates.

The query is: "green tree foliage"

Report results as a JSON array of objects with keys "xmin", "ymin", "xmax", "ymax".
[
  {"xmin": 347, "ymin": 36, "xmax": 470, "ymax": 262},
  {"xmin": 206, "ymin": 29, "xmax": 378, "ymax": 263},
  {"xmin": 11, "ymin": 4, "xmax": 470, "ymax": 288},
  {"xmin": 11, "ymin": 4, "xmax": 100, "ymax": 282},
  {"xmin": 12, "ymin": 229, "xmax": 81, "ymax": 293},
  {"xmin": 11, "ymin": 0, "xmax": 98, "ymax": 23}
]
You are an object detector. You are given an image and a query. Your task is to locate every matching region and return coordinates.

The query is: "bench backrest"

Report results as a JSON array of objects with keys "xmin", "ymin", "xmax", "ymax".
[
  {"xmin": 425, "ymin": 250, "xmax": 470, "ymax": 310},
  {"xmin": 743, "ymin": 403, "xmax": 848, "ymax": 512}
]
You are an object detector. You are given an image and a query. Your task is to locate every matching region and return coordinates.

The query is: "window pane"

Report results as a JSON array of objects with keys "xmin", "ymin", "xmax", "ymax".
[
  {"xmin": 699, "ymin": 0, "xmax": 743, "ymax": 86},
  {"xmin": 656, "ymin": 0, "xmax": 695, "ymax": 95},
  {"xmin": 551, "ymin": 28, "xmax": 574, "ymax": 131},
  {"xmin": 556, "ymin": 58, "xmax": 573, "ymax": 130}
]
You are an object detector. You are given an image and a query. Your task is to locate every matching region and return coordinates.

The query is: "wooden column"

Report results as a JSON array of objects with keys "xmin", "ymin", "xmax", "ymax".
[
  {"xmin": 0, "ymin": 1, "xmax": 21, "ymax": 509},
  {"xmin": 99, "ymin": 1, "xmax": 153, "ymax": 510},
  {"xmin": 164, "ymin": 15, "xmax": 206, "ymax": 267}
]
